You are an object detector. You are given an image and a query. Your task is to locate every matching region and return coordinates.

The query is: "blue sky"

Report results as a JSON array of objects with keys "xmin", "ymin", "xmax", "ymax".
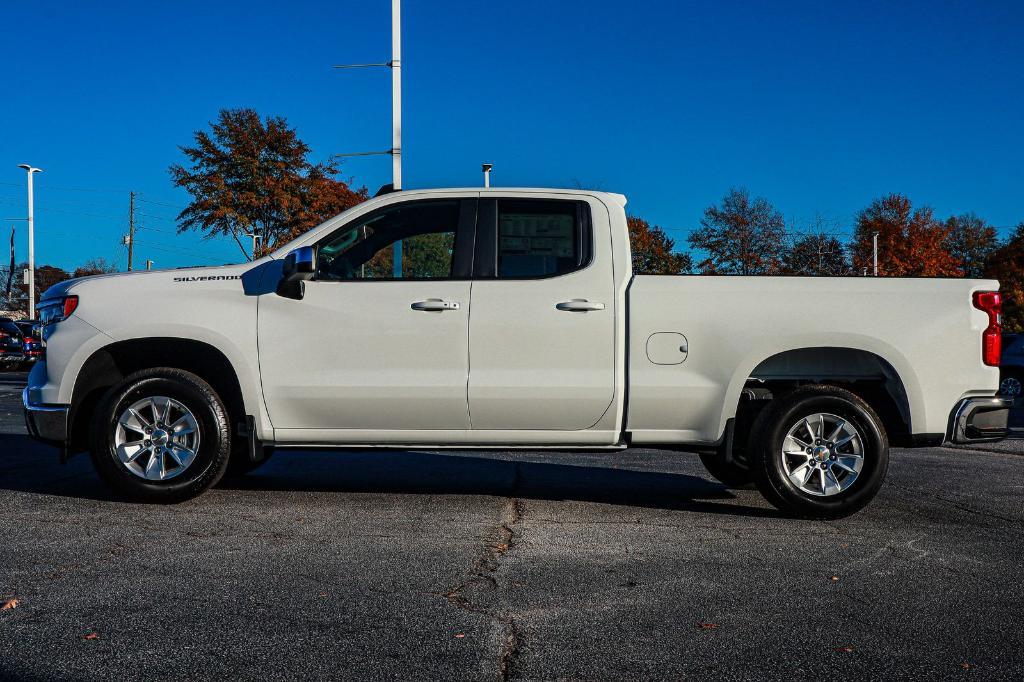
[{"xmin": 2, "ymin": 0, "xmax": 1022, "ymax": 271}]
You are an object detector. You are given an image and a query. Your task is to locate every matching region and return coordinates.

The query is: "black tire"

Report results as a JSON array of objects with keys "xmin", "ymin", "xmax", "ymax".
[
  {"xmin": 751, "ymin": 385, "xmax": 888, "ymax": 519},
  {"xmin": 89, "ymin": 368, "xmax": 231, "ymax": 503}
]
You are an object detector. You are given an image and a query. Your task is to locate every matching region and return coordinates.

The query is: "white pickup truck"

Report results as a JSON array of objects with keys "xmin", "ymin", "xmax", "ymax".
[{"xmin": 23, "ymin": 188, "xmax": 1012, "ymax": 517}]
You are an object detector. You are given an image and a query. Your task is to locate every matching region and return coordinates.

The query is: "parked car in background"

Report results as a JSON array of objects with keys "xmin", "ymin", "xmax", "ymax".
[
  {"xmin": 0, "ymin": 318, "xmax": 26, "ymax": 369},
  {"xmin": 1000, "ymin": 333, "xmax": 1023, "ymax": 398},
  {"xmin": 15, "ymin": 320, "xmax": 43, "ymax": 368}
]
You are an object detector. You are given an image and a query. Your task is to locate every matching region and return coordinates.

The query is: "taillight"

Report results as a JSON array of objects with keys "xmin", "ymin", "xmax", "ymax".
[
  {"xmin": 972, "ymin": 291, "xmax": 1002, "ymax": 366},
  {"xmin": 63, "ymin": 295, "xmax": 79, "ymax": 319},
  {"xmin": 37, "ymin": 295, "xmax": 79, "ymax": 326}
]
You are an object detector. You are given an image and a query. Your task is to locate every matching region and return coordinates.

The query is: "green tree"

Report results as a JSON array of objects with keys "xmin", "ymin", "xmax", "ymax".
[
  {"xmin": 170, "ymin": 108, "xmax": 367, "ymax": 259},
  {"xmin": 688, "ymin": 188, "xmax": 786, "ymax": 275},
  {"xmin": 944, "ymin": 213, "xmax": 998, "ymax": 278},
  {"xmin": 627, "ymin": 216, "xmax": 691, "ymax": 274}
]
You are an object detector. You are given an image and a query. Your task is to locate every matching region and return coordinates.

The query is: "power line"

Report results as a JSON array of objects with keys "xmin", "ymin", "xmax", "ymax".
[{"xmin": 136, "ymin": 197, "xmax": 186, "ymax": 210}]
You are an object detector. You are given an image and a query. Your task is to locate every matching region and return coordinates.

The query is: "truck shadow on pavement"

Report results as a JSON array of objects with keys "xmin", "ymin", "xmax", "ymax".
[
  {"xmin": 0, "ymin": 433, "xmax": 773, "ymax": 517},
  {"xmin": 222, "ymin": 449, "xmax": 776, "ymax": 517}
]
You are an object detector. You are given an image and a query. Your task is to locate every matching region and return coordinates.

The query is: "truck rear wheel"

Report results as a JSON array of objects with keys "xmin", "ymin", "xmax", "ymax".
[
  {"xmin": 751, "ymin": 385, "xmax": 888, "ymax": 519},
  {"xmin": 89, "ymin": 368, "xmax": 231, "ymax": 502}
]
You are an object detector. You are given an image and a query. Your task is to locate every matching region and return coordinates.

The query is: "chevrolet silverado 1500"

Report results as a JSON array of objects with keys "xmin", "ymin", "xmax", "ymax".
[{"xmin": 23, "ymin": 188, "xmax": 1013, "ymax": 517}]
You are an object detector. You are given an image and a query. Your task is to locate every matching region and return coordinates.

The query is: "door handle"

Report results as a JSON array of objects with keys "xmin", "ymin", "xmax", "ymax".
[
  {"xmin": 411, "ymin": 299, "xmax": 460, "ymax": 312},
  {"xmin": 555, "ymin": 299, "xmax": 606, "ymax": 312}
]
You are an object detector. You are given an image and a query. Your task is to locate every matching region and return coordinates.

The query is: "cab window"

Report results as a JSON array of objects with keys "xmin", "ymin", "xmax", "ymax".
[
  {"xmin": 316, "ymin": 201, "xmax": 462, "ymax": 281},
  {"xmin": 476, "ymin": 199, "xmax": 591, "ymax": 279}
]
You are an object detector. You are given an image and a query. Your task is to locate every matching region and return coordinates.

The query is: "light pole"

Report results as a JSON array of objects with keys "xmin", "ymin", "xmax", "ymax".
[
  {"xmin": 332, "ymin": 0, "xmax": 403, "ymax": 277},
  {"xmin": 872, "ymin": 231, "xmax": 879, "ymax": 277},
  {"xmin": 482, "ymin": 163, "xmax": 493, "ymax": 188},
  {"xmin": 17, "ymin": 164, "xmax": 42, "ymax": 316},
  {"xmin": 245, "ymin": 232, "xmax": 262, "ymax": 260}
]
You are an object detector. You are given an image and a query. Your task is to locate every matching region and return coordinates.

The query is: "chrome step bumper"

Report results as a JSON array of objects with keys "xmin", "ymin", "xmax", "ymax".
[{"xmin": 948, "ymin": 396, "xmax": 1014, "ymax": 444}]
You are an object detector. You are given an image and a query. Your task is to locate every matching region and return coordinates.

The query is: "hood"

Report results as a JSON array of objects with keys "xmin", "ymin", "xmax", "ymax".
[{"xmin": 41, "ymin": 259, "xmax": 269, "ymax": 302}]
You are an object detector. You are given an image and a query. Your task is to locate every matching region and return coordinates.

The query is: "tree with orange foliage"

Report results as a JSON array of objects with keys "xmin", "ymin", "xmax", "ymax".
[
  {"xmin": 170, "ymin": 108, "xmax": 368, "ymax": 259},
  {"xmin": 849, "ymin": 194, "xmax": 959, "ymax": 277},
  {"xmin": 627, "ymin": 216, "xmax": 691, "ymax": 274},
  {"xmin": 984, "ymin": 223, "xmax": 1024, "ymax": 333}
]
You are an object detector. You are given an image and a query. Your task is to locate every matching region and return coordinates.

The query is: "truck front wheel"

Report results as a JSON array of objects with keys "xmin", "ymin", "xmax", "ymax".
[
  {"xmin": 751, "ymin": 385, "xmax": 888, "ymax": 519},
  {"xmin": 89, "ymin": 368, "xmax": 232, "ymax": 502}
]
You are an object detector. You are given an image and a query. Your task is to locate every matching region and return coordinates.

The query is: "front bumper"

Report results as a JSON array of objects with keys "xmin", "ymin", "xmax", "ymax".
[
  {"xmin": 22, "ymin": 387, "xmax": 69, "ymax": 448},
  {"xmin": 948, "ymin": 396, "xmax": 1014, "ymax": 444}
]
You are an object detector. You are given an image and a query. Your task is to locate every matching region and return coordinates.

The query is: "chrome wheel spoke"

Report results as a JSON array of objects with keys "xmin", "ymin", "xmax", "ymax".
[
  {"xmin": 116, "ymin": 441, "xmax": 147, "ymax": 464},
  {"xmin": 119, "ymin": 407, "xmax": 150, "ymax": 432},
  {"xmin": 823, "ymin": 467, "xmax": 841, "ymax": 494},
  {"xmin": 144, "ymin": 450, "xmax": 164, "ymax": 480},
  {"xmin": 150, "ymin": 397, "xmax": 171, "ymax": 425},
  {"xmin": 168, "ymin": 443, "xmax": 195, "ymax": 468},
  {"xmin": 833, "ymin": 433, "xmax": 856, "ymax": 449},
  {"xmin": 804, "ymin": 417, "xmax": 819, "ymax": 440},
  {"xmin": 169, "ymin": 414, "xmax": 197, "ymax": 436},
  {"xmin": 789, "ymin": 462, "xmax": 814, "ymax": 487},
  {"xmin": 835, "ymin": 455, "xmax": 861, "ymax": 474}
]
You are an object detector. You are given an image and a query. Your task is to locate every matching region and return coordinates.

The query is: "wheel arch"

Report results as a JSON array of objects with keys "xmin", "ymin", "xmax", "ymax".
[
  {"xmin": 725, "ymin": 345, "xmax": 917, "ymax": 446},
  {"xmin": 68, "ymin": 337, "xmax": 258, "ymax": 454}
]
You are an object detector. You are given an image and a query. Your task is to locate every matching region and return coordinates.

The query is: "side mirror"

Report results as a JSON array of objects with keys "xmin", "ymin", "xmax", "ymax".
[{"xmin": 276, "ymin": 246, "xmax": 315, "ymax": 300}]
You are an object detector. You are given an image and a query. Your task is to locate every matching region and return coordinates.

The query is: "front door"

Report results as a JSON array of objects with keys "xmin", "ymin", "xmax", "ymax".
[
  {"xmin": 468, "ymin": 197, "xmax": 616, "ymax": 430},
  {"xmin": 258, "ymin": 198, "xmax": 476, "ymax": 435}
]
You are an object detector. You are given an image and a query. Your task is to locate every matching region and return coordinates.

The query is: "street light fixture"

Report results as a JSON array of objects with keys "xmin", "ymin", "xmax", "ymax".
[{"xmin": 17, "ymin": 164, "xmax": 42, "ymax": 316}]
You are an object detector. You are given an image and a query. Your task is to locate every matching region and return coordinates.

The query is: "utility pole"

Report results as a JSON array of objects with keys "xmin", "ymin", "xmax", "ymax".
[
  {"xmin": 127, "ymin": 191, "xmax": 136, "ymax": 271},
  {"xmin": 872, "ymin": 232, "xmax": 879, "ymax": 277},
  {"xmin": 17, "ymin": 164, "xmax": 42, "ymax": 316},
  {"xmin": 4, "ymin": 225, "xmax": 14, "ymax": 306}
]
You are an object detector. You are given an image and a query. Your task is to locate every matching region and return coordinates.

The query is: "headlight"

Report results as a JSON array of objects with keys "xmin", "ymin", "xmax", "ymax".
[{"xmin": 37, "ymin": 295, "xmax": 79, "ymax": 326}]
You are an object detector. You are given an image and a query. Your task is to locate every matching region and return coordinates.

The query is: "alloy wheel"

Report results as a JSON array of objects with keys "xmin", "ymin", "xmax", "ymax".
[
  {"xmin": 781, "ymin": 412, "xmax": 864, "ymax": 497},
  {"xmin": 113, "ymin": 396, "xmax": 201, "ymax": 481}
]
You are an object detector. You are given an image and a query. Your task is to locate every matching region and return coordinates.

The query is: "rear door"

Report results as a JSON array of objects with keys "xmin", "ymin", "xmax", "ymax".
[{"xmin": 467, "ymin": 196, "xmax": 616, "ymax": 430}]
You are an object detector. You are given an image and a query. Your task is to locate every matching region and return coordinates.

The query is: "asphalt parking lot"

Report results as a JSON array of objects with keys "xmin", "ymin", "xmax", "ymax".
[{"xmin": 1, "ymin": 370, "xmax": 1023, "ymax": 680}]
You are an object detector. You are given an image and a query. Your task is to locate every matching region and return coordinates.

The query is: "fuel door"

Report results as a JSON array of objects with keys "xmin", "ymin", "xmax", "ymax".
[{"xmin": 646, "ymin": 332, "xmax": 688, "ymax": 365}]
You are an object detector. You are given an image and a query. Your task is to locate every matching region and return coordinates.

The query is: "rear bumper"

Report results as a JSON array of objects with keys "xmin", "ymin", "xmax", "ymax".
[
  {"xmin": 947, "ymin": 396, "xmax": 1014, "ymax": 444},
  {"xmin": 22, "ymin": 387, "xmax": 69, "ymax": 448}
]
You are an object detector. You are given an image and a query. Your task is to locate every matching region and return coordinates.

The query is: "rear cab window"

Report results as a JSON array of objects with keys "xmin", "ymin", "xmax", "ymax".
[{"xmin": 475, "ymin": 199, "xmax": 592, "ymax": 279}]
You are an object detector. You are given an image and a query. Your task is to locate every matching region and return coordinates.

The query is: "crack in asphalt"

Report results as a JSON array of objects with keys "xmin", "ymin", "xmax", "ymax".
[{"xmin": 440, "ymin": 490, "xmax": 523, "ymax": 681}]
